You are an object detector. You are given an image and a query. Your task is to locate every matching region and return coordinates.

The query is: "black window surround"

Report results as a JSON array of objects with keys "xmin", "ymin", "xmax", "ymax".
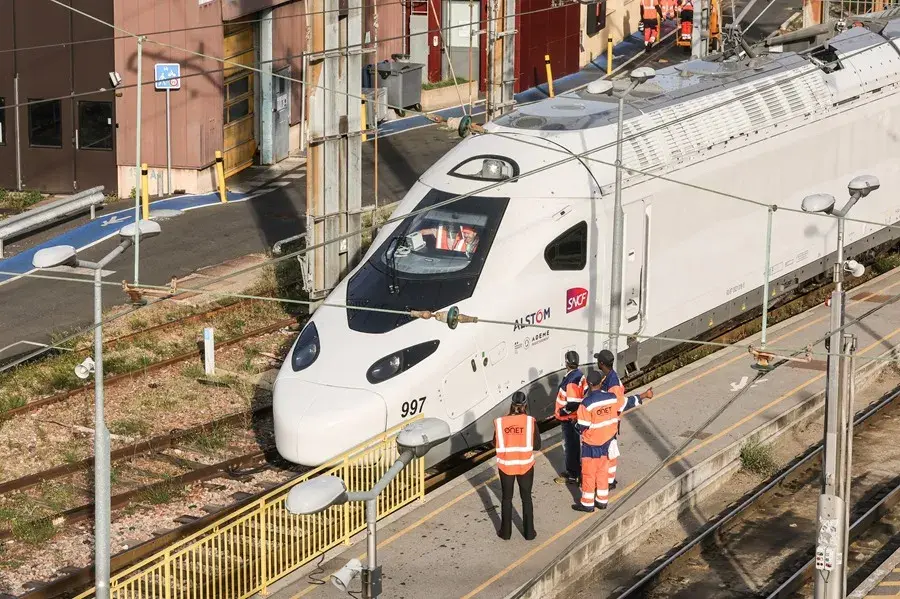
[
  {"xmin": 545, "ymin": 221, "xmax": 588, "ymax": 271},
  {"xmin": 28, "ymin": 99, "xmax": 63, "ymax": 148}
]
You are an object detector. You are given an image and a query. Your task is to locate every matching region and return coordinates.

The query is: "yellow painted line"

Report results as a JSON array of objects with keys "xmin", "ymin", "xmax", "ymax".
[
  {"xmin": 459, "ymin": 326, "xmax": 900, "ymax": 599},
  {"xmin": 290, "ymin": 273, "xmax": 900, "ymax": 599},
  {"xmin": 880, "ymin": 581, "xmax": 900, "ymax": 586}
]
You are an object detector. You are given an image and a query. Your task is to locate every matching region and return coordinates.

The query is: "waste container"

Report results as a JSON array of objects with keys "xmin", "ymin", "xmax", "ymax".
[
  {"xmin": 365, "ymin": 58, "xmax": 425, "ymax": 116},
  {"xmin": 361, "ymin": 87, "xmax": 388, "ymax": 125}
]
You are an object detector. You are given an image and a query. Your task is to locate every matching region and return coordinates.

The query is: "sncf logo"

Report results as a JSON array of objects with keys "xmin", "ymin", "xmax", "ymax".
[{"xmin": 566, "ymin": 287, "xmax": 588, "ymax": 314}]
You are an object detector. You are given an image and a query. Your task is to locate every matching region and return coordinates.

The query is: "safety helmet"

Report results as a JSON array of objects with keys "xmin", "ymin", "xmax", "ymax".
[
  {"xmin": 511, "ymin": 391, "xmax": 528, "ymax": 406},
  {"xmin": 565, "ymin": 350, "xmax": 580, "ymax": 368}
]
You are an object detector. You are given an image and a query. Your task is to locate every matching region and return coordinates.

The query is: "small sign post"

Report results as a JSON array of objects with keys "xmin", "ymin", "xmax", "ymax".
[{"xmin": 154, "ymin": 63, "xmax": 181, "ymax": 195}]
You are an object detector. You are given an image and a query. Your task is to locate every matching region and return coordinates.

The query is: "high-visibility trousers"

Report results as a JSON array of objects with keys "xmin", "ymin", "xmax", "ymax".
[
  {"xmin": 607, "ymin": 439, "xmax": 620, "ymax": 484},
  {"xmin": 643, "ymin": 20, "xmax": 659, "ymax": 44},
  {"xmin": 580, "ymin": 456, "xmax": 610, "ymax": 508}
]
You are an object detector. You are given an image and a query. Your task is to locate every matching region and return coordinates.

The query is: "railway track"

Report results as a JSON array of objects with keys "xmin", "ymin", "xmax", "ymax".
[{"xmin": 609, "ymin": 382, "xmax": 900, "ymax": 599}]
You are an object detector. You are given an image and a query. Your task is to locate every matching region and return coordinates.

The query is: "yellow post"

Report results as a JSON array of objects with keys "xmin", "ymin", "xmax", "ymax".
[
  {"xmin": 607, "ymin": 36, "xmax": 613, "ymax": 75},
  {"xmin": 140, "ymin": 163, "xmax": 150, "ymax": 220},
  {"xmin": 215, "ymin": 150, "xmax": 227, "ymax": 203},
  {"xmin": 544, "ymin": 54, "xmax": 554, "ymax": 97},
  {"xmin": 361, "ymin": 98, "xmax": 368, "ymax": 143}
]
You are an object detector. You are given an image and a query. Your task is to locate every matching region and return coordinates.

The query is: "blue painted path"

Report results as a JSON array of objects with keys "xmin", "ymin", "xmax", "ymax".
[{"xmin": 0, "ymin": 190, "xmax": 247, "ymax": 285}]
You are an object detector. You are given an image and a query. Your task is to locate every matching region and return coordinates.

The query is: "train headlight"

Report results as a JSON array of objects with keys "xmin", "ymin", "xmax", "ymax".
[
  {"xmin": 291, "ymin": 322, "xmax": 320, "ymax": 372},
  {"xmin": 366, "ymin": 340, "xmax": 440, "ymax": 384}
]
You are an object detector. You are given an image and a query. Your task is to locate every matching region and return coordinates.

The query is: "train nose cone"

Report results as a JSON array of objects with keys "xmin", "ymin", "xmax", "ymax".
[{"xmin": 273, "ymin": 378, "xmax": 387, "ymax": 466}]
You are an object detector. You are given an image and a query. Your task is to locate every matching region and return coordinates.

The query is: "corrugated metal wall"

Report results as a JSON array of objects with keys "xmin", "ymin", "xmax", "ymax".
[
  {"xmin": 272, "ymin": 1, "xmax": 306, "ymax": 125},
  {"xmin": 114, "ymin": 0, "xmax": 224, "ymax": 172},
  {"xmin": 365, "ymin": 0, "xmax": 406, "ymax": 62}
]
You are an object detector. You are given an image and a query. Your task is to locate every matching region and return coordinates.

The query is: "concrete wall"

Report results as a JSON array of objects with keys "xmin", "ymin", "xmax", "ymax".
[
  {"xmin": 114, "ymin": 0, "xmax": 226, "ymax": 196},
  {"xmin": 580, "ymin": 0, "xmax": 641, "ymax": 67}
]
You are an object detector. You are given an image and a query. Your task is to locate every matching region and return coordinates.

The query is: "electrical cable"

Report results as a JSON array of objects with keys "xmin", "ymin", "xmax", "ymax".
[
  {"xmin": 1, "ymin": 267, "xmax": 897, "ymax": 365},
  {"xmin": 2, "ymin": 13, "xmax": 896, "ymax": 370}
]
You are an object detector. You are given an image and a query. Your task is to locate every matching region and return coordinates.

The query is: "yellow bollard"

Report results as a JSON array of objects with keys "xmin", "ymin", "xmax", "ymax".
[
  {"xmin": 215, "ymin": 150, "xmax": 227, "ymax": 203},
  {"xmin": 361, "ymin": 98, "xmax": 368, "ymax": 143},
  {"xmin": 607, "ymin": 36, "xmax": 613, "ymax": 75},
  {"xmin": 140, "ymin": 163, "xmax": 150, "ymax": 220},
  {"xmin": 544, "ymin": 54, "xmax": 554, "ymax": 97}
]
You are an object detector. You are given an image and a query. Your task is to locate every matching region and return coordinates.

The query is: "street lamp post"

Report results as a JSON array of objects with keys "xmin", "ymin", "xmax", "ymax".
[
  {"xmin": 600, "ymin": 67, "xmax": 657, "ymax": 360},
  {"xmin": 285, "ymin": 418, "xmax": 451, "ymax": 598},
  {"xmin": 31, "ymin": 220, "xmax": 162, "ymax": 599},
  {"xmin": 801, "ymin": 174, "xmax": 879, "ymax": 599}
]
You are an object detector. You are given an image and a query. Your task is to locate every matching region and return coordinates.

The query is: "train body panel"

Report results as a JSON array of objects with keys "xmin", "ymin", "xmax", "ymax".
[{"xmin": 274, "ymin": 16, "xmax": 900, "ymax": 468}]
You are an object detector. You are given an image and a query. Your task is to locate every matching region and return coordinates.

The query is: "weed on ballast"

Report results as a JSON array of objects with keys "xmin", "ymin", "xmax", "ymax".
[
  {"xmin": 0, "ymin": 393, "xmax": 25, "ymax": 414},
  {"xmin": 740, "ymin": 440, "xmax": 777, "ymax": 477},
  {"xmin": 182, "ymin": 363, "xmax": 205, "ymax": 379},
  {"xmin": 137, "ymin": 480, "xmax": 186, "ymax": 505},
  {"xmin": 186, "ymin": 423, "xmax": 232, "ymax": 455},
  {"xmin": 9, "ymin": 515, "xmax": 55, "ymax": 545},
  {"xmin": 873, "ymin": 253, "xmax": 900, "ymax": 274},
  {"xmin": 109, "ymin": 417, "xmax": 151, "ymax": 438}
]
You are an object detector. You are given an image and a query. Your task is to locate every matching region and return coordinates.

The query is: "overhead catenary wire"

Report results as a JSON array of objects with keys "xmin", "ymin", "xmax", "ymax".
[
  {"xmin": 1, "ymin": 267, "xmax": 897, "ymax": 366},
  {"xmin": 3, "ymin": 7, "xmax": 897, "ymax": 370}
]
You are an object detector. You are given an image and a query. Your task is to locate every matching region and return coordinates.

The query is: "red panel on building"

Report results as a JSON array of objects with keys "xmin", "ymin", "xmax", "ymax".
[{"xmin": 516, "ymin": 0, "xmax": 580, "ymax": 92}]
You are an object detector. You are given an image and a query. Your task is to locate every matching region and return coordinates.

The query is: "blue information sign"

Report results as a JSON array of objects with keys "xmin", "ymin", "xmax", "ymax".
[{"xmin": 154, "ymin": 63, "xmax": 181, "ymax": 90}]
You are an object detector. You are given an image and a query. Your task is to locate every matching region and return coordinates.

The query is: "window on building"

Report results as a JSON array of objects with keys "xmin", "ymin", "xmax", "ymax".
[
  {"xmin": 545, "ymin": 221, "xmax": 588, "ymax": 270},
  {"xmin": 226, "ymin": 76, "xmax": 250, "ymax": 102},
  {"xmin": 586, "ymin": 0, "xmax": 608, "ymax": 37},
  {"xmin": 226, "ymin": 98, "xmax": 251, "ymax": 122},
  {"xmin": 29, "ymin": 99, "xmax": 63, "ymax": 148},
  {"xmin": 0, "ymin": 98, "xmax": 6, "ymax": 146},
  {"xmin": 78, "ymin": 101, "xmax": 113, "ymax": 150}
]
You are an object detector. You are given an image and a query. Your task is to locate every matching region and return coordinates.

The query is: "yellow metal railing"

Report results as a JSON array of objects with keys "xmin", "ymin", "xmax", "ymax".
[{"xmin": 75, "ymin": 416, "xmax": 425, "ymax": 599}]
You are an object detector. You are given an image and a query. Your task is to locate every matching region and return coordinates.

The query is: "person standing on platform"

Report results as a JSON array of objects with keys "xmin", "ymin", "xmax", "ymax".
[
  {"xmin": 573, "ymin": 371, "xmax": 621, "ymax": 512},
  {"xmin": 554, "ymin": 351, "xmax": 588, "ymax": 485},
  {"xmin": 593, "ymin": 350, "xmax": 653, "ymax": 490},
  {"xmin": 494, "ymin": 391, "xmax": 541, "ymax": 540}
]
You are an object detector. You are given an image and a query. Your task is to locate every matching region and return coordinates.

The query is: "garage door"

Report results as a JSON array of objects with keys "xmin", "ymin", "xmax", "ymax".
[{"xmin": 223, "ymin": 23, "xmax": 256, "ymax": 178}]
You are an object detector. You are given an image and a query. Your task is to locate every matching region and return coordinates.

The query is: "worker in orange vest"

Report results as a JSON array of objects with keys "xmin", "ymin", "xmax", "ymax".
[
  {"xmin": 678, "ymin": 0, "xmax": 695, "ymax": 44},
  {"xmin": 640, "ymin": 0, "xmax": 663, "ymax": 50},
  {"xmin": 594, "ymin": 350, "xmax": 653, "ymax": 490},
  {"xmin": 494, "ymin": 391, "xmax": 542, "ymax": 540},
  {"xmin": 573, "ymin": 370, "xmax": 622, "ymax": 511},
  {"xmin": 554, "ymin": 350, "xmax": 588, "ymax": 485}
]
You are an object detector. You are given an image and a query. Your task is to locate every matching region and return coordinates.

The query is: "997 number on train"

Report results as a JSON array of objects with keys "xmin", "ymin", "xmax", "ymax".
[{"xmin": 402, "ymin": 397, "xmax": 426, "ymax": 418}]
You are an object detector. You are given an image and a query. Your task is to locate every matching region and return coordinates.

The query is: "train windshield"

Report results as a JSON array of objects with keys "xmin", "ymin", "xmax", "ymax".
[{"xmin": 346, "ymin": 189, "xmax": 509, "ymax": 334}]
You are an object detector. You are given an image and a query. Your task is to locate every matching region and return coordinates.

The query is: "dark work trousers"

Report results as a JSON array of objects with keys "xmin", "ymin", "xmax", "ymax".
[
  {"xmin": 561, "ymin": 420, "xmax": 582, "ymax": 478},
  {"xmin": 499, "ymin": 468, "xmax": 536, "ymax": 540}
]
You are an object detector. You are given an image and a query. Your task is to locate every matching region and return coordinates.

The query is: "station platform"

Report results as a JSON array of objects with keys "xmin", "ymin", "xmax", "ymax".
[
  {"xmin": 263, "ymin": 267, "xmax": 900, "ymax": 599},
  {"xmin": 850, "ymin": 545, "xmax": 900, "ymax": 598}
]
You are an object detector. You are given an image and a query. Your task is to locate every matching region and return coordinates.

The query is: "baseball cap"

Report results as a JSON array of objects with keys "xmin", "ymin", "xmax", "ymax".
[
  {"xmin": 594, "ymin": 349, "xmax": 615, "ymax": 367},
  {"xmin": 586, "ymin": 370, "xmax": 604, "ymax": 386}
]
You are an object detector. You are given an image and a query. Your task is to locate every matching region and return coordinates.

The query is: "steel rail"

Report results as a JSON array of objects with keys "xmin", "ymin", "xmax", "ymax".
[{"xmin": 613, "ymin": 383, "xmax": 900, "ymax": 599}]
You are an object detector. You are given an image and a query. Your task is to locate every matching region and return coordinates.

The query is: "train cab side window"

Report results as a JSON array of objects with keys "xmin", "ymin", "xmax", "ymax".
[
  {"xmin": 544, "ymin": 221, "xmax": 587, "ymax": 271},
  {"xmin": 810, "ymin": 46, "xmax": 842, "ymax": 73}
]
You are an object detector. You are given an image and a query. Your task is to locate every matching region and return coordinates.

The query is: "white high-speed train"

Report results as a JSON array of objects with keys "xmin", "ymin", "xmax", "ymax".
[{"xmin": 274, "ymin": 15, "xmax": 900, "ymax": 467}]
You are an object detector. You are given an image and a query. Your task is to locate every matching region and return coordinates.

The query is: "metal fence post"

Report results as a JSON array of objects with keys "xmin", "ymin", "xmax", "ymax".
[
  {"xmin": 343, "ymin": 455, "xmax": 352, "ymax": 545},
  {"xmin": 259, "ymin": 498, "xmax": 269, "ymax": 595},
  {"xmin": 164, "ymin": 549, "xmax": 172, "ymax": 599}
]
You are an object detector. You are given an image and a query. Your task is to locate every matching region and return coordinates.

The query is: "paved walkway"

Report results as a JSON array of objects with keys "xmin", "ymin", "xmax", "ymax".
[{"xmin": 265, "ymin": 266, "xmax": 900, "ymax": 599}]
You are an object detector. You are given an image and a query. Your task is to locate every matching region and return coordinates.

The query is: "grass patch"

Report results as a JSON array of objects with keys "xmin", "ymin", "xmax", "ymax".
[
  {"xmin": 0, "ymin": 394, "xmax": 26, "ymax": 413},
  {"xmin": 61, "ymin": 447, "xmax": 81, "ymax": 464},
  {"xmin": 740, "ymin": 440, "xmax": 777, "ymax": 477},
  {"xmin": 109, "ymin": 417, "xmax": 151, "ymax": 438},
  {"xmin": 186, "ymin": 423, "xmax": 232, "ymax": 454},
  {"xmin": 6, "ymin": 514, "xmax": 56, "ymax": 544},
  {"xmin": 422, "ymin": 77, "xmax": 468, "ymax": 91},
  {"xmin": 182, "ymin": 363, "xmax": 204, "ymax": 379},
  {"xmin": 0, "ymin": 188, "xmax": 44, "ymax": 215},
  {"xmin": 873, "ymin": 253, "xmax": 900, "ymax": 275},
  {"xmin": 137, "ymin": 480, "xmax": 186, "ymax": 505}
]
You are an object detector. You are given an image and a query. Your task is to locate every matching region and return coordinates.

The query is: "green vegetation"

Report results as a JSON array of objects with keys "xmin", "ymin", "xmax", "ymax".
[
  {"xmin": 0, "ymin": 188, "xmax": 44, "ymax": 216},
  {"xmin": 137, "ymin": 479, "xmax": 186, "ymax": 505},
  {"xmin": 873, "ymin": 253, "xmax": 900, "ymax": 275},
  {"xmin": 186, "ymin": 423, "xmax": 232, "ymax": 454},
  {"xmin": 422, "ymin": 77, "xmax": 468, "ymax": 91},
  {"xmin": 109, "ymin": 417, "xmax": 151, "ymax": 438},
  {"xmin": 739, "ymin": 440, "xmax": 777, "ymax": 477}
]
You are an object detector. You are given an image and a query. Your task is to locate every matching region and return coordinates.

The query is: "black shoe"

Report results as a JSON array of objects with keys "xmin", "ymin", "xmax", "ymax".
[
  {"xmin": 524, "ymin": 531, "xmax": 537, "ymax": 541},
  {"xmin": 497, "ymin": 530, "xmax": 511, "ymax": 540},
  {"xmin": 609, "ymin": 480, "xmax": 618, "ymax": 490},
  {"xmin": 595, "ymin": 502, "xmax": 608, "ymax": 510},
  {"xmin": 572, "ymin": 504, "xmax": 594, "ymax": 513}
]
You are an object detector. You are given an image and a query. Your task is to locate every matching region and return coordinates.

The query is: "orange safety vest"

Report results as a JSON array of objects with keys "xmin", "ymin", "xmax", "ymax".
[
  {"xmin": 435, "ymin": 225, "xmax": 478, "ymax": 253},
  {"xmin": 641, "ymin": 0, "xmax": 659, "ymax": 20},
  {"xmin": 494, "ymin": 414, "xmax": 536, "ymax": 475},
  {"xmin": 555, "ymin": 369, "xmax": 587, "ymax": 421},
  {"xmin": 576, "ymin": 389, "xmax": 625, "ymax": 447}
]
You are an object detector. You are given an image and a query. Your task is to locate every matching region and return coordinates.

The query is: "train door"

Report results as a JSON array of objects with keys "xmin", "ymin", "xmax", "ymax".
[
  {"xmin": 619, "ymin": 197, "xmax": 652, "ymax": 338},
  {"xmin": 439, "ymin": 344, "xmax": 490, "ymax": 423}
]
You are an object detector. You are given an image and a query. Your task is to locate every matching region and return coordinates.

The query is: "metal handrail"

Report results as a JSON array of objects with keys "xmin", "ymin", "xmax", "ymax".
[
  {"xmin": 73, "ymin": 415, "xmax": 426, "ymax": 599},
  {"xmin": 0, "ymin": 186, "xmax": 105, "ymax": 258}
]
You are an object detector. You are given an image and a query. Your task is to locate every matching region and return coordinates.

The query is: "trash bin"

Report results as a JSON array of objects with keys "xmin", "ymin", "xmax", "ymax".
[
  {"xmin": 365, "ymin": 59, "xmax": 425, "ymax": 116},
  {"xmin": 361, "ymin": 87, "xmax": 388, "ymax": 125}
]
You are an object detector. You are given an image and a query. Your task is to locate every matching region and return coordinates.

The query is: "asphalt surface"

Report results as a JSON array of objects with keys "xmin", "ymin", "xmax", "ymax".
[{"xmin": 0, "ymin": 0, "xmax": 799, "ymax": 363}]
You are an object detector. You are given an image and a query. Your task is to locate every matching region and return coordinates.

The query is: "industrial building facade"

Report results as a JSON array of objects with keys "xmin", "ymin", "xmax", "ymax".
[{"xmin": 0, "ymin": 0, "xmax": 638, "ymax": 197}]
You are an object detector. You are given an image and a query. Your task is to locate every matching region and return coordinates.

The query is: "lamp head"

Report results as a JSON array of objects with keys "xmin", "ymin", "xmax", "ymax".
[
  {"xmin": 629, "ymin": 66, "xmax": 657, "ymax": 83},
  {"xmin": 801, "ymin": 193, "xmax": 836, "ymax": 215},
  {"xmin": 586, "ymin": 79, "xmax": 614, "ymax": 95},
  {"xmin": 844, "ymin": 259, "xmax": 865, "ymax": 278},
  {"xmin": 108, "ymin": 72, "xmax": 122, "ymax": 88},
  {"xmin": 284, "ymin": 476, "xmax": 348, "ymax": 515},
  {"xmin": 74, "ymin": 357, "xmax": 95, "ymax": 380},
  {"xmin": 32, "ymin": 245, "xmax": 78, "ymax": 269},
  {"xmin": 396, "ymin": 417, "xmax": 451, "ymax": 458},
  {"xmin": 331, "ymin": 559, "xmax": 363, "ymax": 593},
  {"xmin": 119, "ymin": 220, "xmax": 162, "ymax": 241},
  {"xmin": 848, "ymin": 174, "xmax": 880, "ymax": 198}
]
